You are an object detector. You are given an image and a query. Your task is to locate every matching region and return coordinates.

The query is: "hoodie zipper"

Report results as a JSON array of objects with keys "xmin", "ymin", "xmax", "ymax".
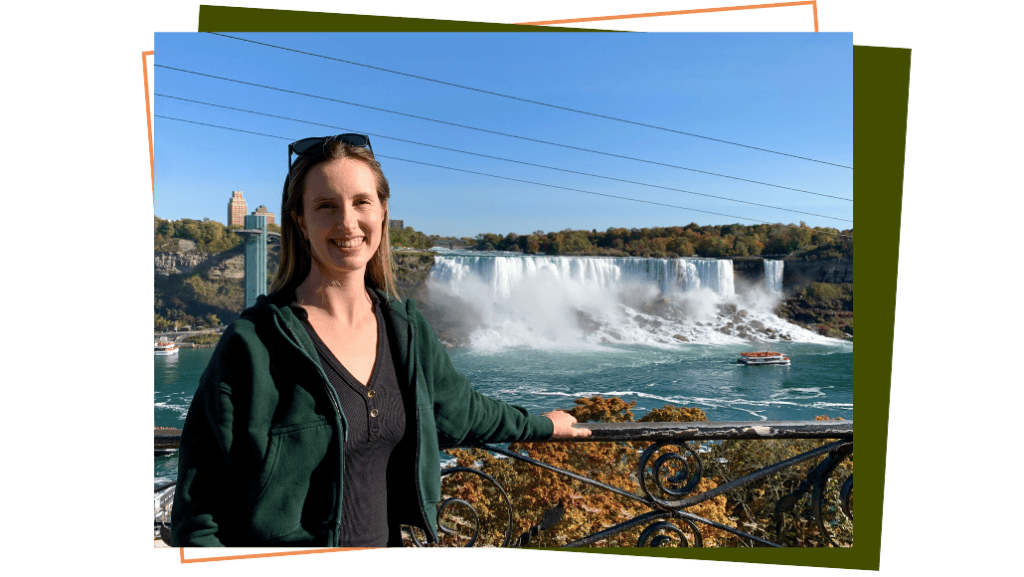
[{"xmin": 283, "ymin": 323, "xmax": 348, "ymax": 544}]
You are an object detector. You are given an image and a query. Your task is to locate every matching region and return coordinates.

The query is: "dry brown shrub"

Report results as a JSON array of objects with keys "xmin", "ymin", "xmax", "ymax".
[{"xmin": 439, "ymin": 398, "xmax": 851, "ymax": 548}]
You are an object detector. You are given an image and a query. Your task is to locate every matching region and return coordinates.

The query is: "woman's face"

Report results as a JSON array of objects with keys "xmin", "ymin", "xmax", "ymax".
[{"xmin": 298, "ymin": 157, "xmax": 385, "ymax": 280}]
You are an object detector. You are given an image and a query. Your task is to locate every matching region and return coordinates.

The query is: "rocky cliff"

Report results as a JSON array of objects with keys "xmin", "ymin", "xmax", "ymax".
[
  {"xmin": 782, "ymin": 258, "xmax": 853, "ymax": 288},
  {"xmin": 776, "ymin": 283, "xmax": 854, "ymax": 339},
  {"xmin": 393, "ymin": 251, "xmax": 435, "ymax": 300},
  {"xmin": 731, "ymin": 257, "xmax": 852, "ymax": 291},
  {"xmin": 731, "ymin": 257, "xmax": 853, "ymax": 339},
  {"xmin": 154, "ymin": 252, "xmax": 214, "ymax": 276},
  {"xmin": 154, "ymin": 241, "xmax": 279, "ymax": 325}
]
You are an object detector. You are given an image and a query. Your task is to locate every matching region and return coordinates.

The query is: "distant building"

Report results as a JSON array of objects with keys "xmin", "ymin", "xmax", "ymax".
[
  {"xmin": 390, "ymin": 220, "xmax": 404, "ymax": 230},
  {"xmin": 252, "ymin": 205, "xmax": 275, "ymax": 225},
  {"xmin": 227, "ymin": 191, "xmax": 248, "ymax": 227}
]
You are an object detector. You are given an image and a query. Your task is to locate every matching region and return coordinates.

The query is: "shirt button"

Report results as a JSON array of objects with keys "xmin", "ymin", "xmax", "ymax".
[
  {"xmin": 370, "ymin": 409, "xmax": 379, "ymax": 418},
  {"xmin": 367, "ymin": 390, "xmax": 376, "ymax": 398}
]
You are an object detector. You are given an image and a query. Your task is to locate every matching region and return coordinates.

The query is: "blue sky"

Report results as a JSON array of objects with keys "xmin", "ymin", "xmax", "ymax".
[{"xmin": 155, "ymin": 32, "xmax": 851, "ymax": 238}]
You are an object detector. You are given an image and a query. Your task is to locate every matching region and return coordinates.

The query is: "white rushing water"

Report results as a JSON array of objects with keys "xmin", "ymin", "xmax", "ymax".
[
  {"xmin": 425, "ymin": 253, "xmax": 836, "ymax": 351},
  {"xmin": 430, "ymin": 255, "xmax": 735, "ymax": 300},
  {"xmin": 764, "ymin": 260, "xmax": 785, "ymax": 294}
]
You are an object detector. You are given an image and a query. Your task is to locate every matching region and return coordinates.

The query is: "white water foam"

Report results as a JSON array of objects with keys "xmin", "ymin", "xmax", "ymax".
[
  {"xmin": 764, "ymin": 260, "xmax": 785, "ymax": 293},
  {"xmin": 426, "ymin": 254, "xmax": 836, "ymax": 351},
  {"xmin": 154, "ymin": 401, "xmax": 190, "ymax": 420}
]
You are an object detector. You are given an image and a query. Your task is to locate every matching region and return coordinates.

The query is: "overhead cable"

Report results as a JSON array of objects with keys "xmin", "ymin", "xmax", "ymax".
[
  {"xmin": 209, "ymin": 32, "xmax": 853, "ymax": 169},
  {"xmin": 155, "ymin": 113, "xmax": 852, "ymax": 240},
  {"xmin": 154, "ymin": 64, "xmax": 852, "ymax": 202},
  {"xmin": 157, "ymin": 93, "xmax": 851, "ymax": 223}
]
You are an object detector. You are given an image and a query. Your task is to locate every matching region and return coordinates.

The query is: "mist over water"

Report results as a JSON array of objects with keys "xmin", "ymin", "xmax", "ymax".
[{"xmin": 425, "ymin": 252, "xmax": 836, "ymax": 351}]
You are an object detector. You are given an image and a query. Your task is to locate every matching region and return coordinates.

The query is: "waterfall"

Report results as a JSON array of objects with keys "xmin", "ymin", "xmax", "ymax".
[
  {"xmin": 430, "ymin": 255, "xmax": 736, "ymax": 301},
  {"xmin": 424, "ymin": 252, "xmax": 816, "ymax": 349},
  {"xmin": 764, "ymin": 260, "xmax": 784, "ymax": 293}
]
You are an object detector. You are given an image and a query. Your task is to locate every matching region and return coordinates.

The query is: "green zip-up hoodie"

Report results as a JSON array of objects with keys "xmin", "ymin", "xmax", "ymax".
[{"xmin": 170, "ymin": 290, "xmax": 554, "ymax": 547}]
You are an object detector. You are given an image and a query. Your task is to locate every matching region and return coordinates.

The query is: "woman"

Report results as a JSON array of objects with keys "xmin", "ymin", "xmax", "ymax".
[{"xmin": 171, "ymin": 134, "xmax": 589, "ymax": 547}]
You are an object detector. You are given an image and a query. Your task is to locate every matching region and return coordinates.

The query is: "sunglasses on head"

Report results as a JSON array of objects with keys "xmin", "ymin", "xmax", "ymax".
[{"xmin": 287, "ymin": 133, "xmax": 373, "ymax": 171}]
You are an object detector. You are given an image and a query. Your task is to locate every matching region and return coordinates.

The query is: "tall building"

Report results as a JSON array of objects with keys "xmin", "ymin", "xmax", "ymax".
[
  {"xmin": 252, "ymin": 205, "xmax": 276, "ymax": 225},
  {"xmin": 227, "ymin": 191, "xmax": 248, "ymax": 227}
]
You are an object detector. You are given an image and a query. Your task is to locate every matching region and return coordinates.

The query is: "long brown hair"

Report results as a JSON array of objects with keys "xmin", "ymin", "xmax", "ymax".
[{"xmin": 270, "ymin": 141, "xmax": 399, "ymax": 299}]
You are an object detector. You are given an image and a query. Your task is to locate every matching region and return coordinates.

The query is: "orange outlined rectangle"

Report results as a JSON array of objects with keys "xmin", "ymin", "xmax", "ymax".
[
  {"xmin": 179, "ymin": 547, "xmax": 367, "ymax": 563},
  {"xmin": 516, "ymin": 1, "xmax": 818, "ymax": 32},
  {"xmin": 144, "ymin": 50, "xmax": 154, "ymax": 201}
]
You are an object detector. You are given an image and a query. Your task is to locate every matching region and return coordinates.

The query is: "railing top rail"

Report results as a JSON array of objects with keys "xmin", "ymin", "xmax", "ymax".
[
  {"xmin": 531, "ymin": 420, "xmax": 852, "ymax": 443},
  {"xmin": 155, "ymin": 420, "xmax": 852, "ymax": 450}
]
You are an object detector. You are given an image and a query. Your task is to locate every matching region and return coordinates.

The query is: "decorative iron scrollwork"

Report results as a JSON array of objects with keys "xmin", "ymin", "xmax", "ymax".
[
  {"xmin": 431, "ymin": 466, "xmax": 514, "ymax": 547},
  {"xmin": 840, "ymin": 475, "xmax": 853, "ymax": 520},
  {"xmin": 436, "ymin": 498, "xmax": 480, "ymax": 546},
  {"xmin": 637, "ymin": 441, "xmax": 703, "ymax": 507},
  {"xmin": 810, "ymin": 446, "xmax": 854, "ymax": 547},
  {"xmin": 776, "ymin": 442, "xmax": 853, "ymax": 547},
  {"xmin": 637, "ymin": 518, "xmax": 704, "ymax": 547},
  {"xmin": 511, "ymin": 503, "xmax": 566, "ymax": 547}
]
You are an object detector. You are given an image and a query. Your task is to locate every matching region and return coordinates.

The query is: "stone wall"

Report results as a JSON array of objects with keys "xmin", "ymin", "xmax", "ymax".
[
  {"xmin": 731, "ymin": 257, "xmax": 852, "ymax": 291},
  {"xmin": 781, "ymin": 258, "xmax": 853, "ymax": 289}
]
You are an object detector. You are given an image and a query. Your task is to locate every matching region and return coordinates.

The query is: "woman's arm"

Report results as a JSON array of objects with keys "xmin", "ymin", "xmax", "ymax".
[
  {"xmin": 542, "ymin": 410, "xmax": 592, "ymax": 439},
  {"xmin": 409, "ymin": 302, "xmax": 590, "ymax": 443},
  {"xmin": 170, "ymin": 325, "xmax": 259, "ymax": 547}
]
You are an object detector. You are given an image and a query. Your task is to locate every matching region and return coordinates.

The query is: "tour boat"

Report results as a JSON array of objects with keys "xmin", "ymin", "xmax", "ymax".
[
  {"xmin": 154, "ymin": 339, "xmax": 178, "ymax": 356},
  {"xmin": 737, "ymin": 351, "xmax": 790, "ymax": 366}
]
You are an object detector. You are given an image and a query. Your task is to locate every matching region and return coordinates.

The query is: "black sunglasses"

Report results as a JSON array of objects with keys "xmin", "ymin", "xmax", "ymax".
[{"xmin": 287, "ymin": 133, "xmax": 373, "ymax": 170}]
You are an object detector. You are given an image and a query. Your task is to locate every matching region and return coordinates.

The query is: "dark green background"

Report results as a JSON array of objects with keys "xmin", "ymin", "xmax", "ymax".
[{"xmin": 12, "ymin": 1, "xmax": 1011, "ymax": 573}]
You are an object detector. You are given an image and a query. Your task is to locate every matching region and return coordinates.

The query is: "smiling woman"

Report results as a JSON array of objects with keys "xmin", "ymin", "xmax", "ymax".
[
  {"xmin": 300, "ymin": 160, "xmax": 387, "ymax": 282},
  {"xmin": 170, "ymin": 134, "xmax": 590, "ymax": 548},
  {"xmin": 275, "ymin": 134, "xmax": 398, "ymax": 300}
]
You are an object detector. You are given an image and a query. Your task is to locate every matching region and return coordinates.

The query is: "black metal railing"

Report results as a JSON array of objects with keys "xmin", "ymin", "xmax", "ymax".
[{"xmin": 154, "ymin": 420, "xmax": 853, "ymax": 548}]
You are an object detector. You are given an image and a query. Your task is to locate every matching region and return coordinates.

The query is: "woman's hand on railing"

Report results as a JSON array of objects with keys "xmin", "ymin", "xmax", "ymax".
[{"xmin": 543, "ymin": 410, "xmax": 592, "ymax": 438}]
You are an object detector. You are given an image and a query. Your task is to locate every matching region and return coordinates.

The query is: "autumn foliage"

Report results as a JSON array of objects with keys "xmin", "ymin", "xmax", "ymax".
[
  {"xmin": 469, "ymin": 223, "xmax": 852, "ymax": 260},
  {"xmin": 433, "ymin": 397, "xmax": 852, "ymax": 548}
]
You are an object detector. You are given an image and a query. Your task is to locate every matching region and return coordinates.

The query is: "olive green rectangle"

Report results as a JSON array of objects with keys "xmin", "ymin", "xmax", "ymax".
[{"xmin": 197, "ymin": 5, "xmax": 606, "ymax": 32}]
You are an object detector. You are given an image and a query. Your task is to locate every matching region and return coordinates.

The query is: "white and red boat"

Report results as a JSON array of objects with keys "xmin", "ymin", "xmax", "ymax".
[
  {"xmin": 154, "ymin": 338, "xmax": 178, "ymax": 356},
  {"xmin": 737, "ymin": 351, "xmax": 790, "ymax": 366}
]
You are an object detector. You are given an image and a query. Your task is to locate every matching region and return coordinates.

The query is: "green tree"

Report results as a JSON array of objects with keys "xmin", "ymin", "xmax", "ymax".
[
  {"xmin": 524, "ymin": 235, "xmax": 541, "ymax": 254},
  {"xmin": 155, "ymin": 218, "xmax": 175, "ymax": 238},
  {"xmin": 649, "ymin": 237, "xmax": 668, "ymax": 258},
  {"xmin": 562, "ymin": 230, "xmax": 593, "ymax": 254},
  {"xmin": 154, "ymin": 313, "xmax": 172, "ymax": 332},
  {"xmin": 695, "ymin": 235, "xmax": 727, "ymax": 258},
  {"xmin": 667, "ymin": 236, "xmax": 695, "ymax": 256}
]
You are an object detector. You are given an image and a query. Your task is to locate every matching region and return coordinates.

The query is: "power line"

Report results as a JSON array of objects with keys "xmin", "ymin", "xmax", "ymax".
[
  {"xmin": 157, "ymin": 93, "xmax": 851, "ymax": 223},
  {"xmin": 209, "ymin": 32, "xmax": 853, "ymax": 170},
  {"xmin": 154, "ymin": 64, "xmax": 851, "ymax": 202},
  {"xmin": 155, "ymin": 113, "xmax": 852, "ymax": 240}
]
